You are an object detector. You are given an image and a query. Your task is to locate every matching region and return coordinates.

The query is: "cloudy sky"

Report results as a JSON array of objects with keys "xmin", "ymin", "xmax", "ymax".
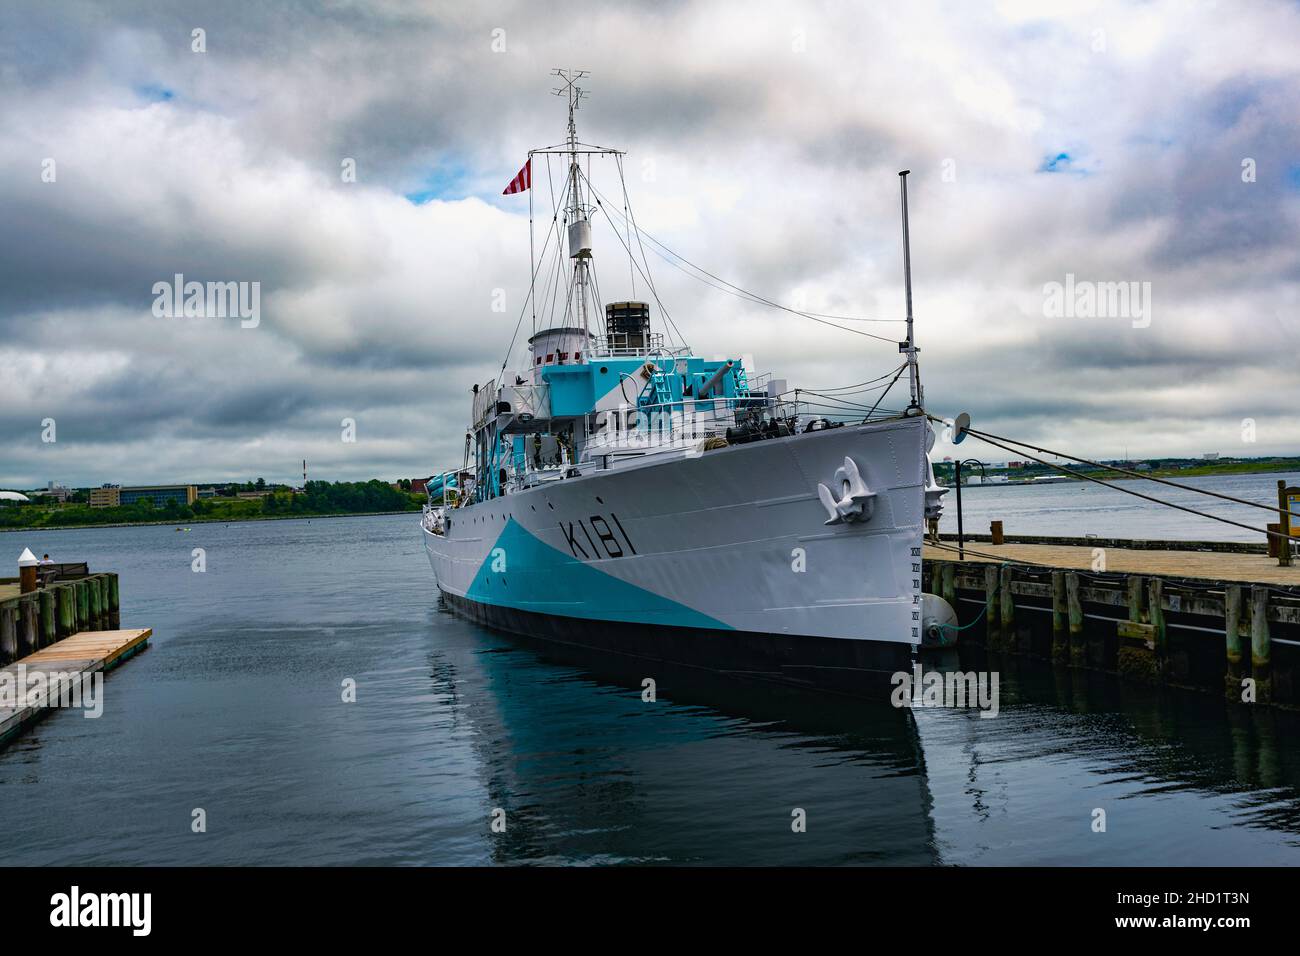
[{"xmin": 2, "ymin": 0, "xmax": 1298, "ymax": 489}]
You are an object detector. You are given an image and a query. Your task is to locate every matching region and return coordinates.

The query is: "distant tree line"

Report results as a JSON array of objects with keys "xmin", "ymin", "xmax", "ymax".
[{"xmin": 0, "ymin": 479, "xmax": 421, "ymax": 529}]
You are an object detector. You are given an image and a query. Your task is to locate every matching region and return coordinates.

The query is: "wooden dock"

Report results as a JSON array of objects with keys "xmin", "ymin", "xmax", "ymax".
[
  {"xmin": 0, "ymin": 568, "xmax": 145, "ymax": 746},
  {"xmin": 922, "ymin": 534, "xmax": 1300, "ymax": 709},
  {"xmin": 0, "ymin": 571, "xmax": 120, "ymax": 664},
  {"xmin": 923, "ymin": 541, "xmax": 1300, "ymax": 585},
  {"xmin": 0, "ymin": 628, "xmax": 151, "ymax": 746}
]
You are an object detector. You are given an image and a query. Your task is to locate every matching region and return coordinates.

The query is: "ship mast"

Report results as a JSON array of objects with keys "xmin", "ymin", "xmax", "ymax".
[
  {"xmin": 898, "ymin": 169, "xmax": 922, "ymax": 411},
  {"xmin": 553, "ymin": 69, "xmax": 596, "ymax": 337}
]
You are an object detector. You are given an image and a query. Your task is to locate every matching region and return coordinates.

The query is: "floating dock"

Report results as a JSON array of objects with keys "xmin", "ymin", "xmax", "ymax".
[
  {"xmin": 923, "ymin": 534, "xmax": 1299, "ymax": 708},
  {"xmin": 0, "ymin": 629, "xmax": 151, "ymax": 746},
  {"xmin": 0, "ymin": 568, "xmax": 147, "ymax": 747}
]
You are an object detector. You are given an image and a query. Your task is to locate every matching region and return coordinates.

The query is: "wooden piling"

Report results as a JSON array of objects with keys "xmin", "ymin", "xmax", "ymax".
[
  {"xmin": 74, "ymin": 580, "xmax": 88, "ymax": 632},
  {"xmin": 56, "ymin": 584, "xmax": 76, "ymax": 637},
  {"xmin": 1127, "ymin": 576, "xmax": 1145, "ymax": 623},
  {"xmin": 0, "ymin": 601, "xmax": 17, "ymax": 664},
  {"xmin": 106, "ymin": 572, "xmax": 121, "ymax": 627},
  {"xmin": 1148, "ymin": 578, "xmax": 1166, "ymax": 656},
  {"xmin": 984, "ymin": 564, "xmax": 999, "ymax": 646},
  {"xmin": 88, "ymin": 575, "xmax": 102, "ymax": 630},
  {"xmin": 19, "ymin": 596, "xmax": 38, "ymax": 656},
  {"xmin": 999, "ymin": 564, "xmax": 1015, "ymax": 651},
  {"xmin": 940, "ymin": 562, "xmax": 956, "ymax": 610},
  {"xmin": 990, "ymin": 520, "xmax": 1004, "ymax": 546},
  {"xmin": 39, "ymin": 588, "xmax": 55, "ymax": 648},
  {"xmin": 1267, "ymin": 523, "xmax": 1283, "ymax": 559},
  {"xmin": 1117, "ymin": 578, "xmax": 1164, "ymax": 682},
  {"xmin": 1251, "ymin": 585, "xmax": 1271, "ymax": 703},
  {"xmin": 1051, "ymin": 570, "xmax": 1068, "ymax": 663},
  {"xmin": 99, "ymin": 575, "xmax": 109, "ymax": 627},
  {"xmin": 1066, "ymin": 572, "xmax": 1085, "ymax": 667},
  {"xmin": 1224, "ymin": 585, "xmax": 1243, "ymax": 700}
]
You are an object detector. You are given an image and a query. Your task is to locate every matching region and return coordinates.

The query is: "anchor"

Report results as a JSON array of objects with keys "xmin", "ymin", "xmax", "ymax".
[{"xmin": 817, "ymin": 457, "xmax": 877, "ymax": 525}]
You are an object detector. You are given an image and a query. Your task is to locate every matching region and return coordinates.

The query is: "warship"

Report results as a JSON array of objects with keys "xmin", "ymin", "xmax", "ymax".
[{"xmin": 423, "ymin": 71, "xmax": 948, "ymax": 694}]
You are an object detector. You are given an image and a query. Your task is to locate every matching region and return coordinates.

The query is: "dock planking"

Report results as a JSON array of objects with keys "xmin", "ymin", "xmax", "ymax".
[
  {"xmin": 0, "ymin": 628, "xmax": 151, "ymax": 746},
  {"xmin": 923, "ymin": 541, "xmax": 1300, "ymax": 585}
]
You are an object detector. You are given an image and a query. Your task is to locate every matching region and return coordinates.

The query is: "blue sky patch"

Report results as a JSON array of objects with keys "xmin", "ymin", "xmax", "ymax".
[
  {"xmin": 135, "ymin": 83, "xmax": 175, "ymax": 102},
  {"xmin": 1038, "ymin": 151, "xmax": 1072, "ymax": 173},
  {"xmin": 405, "ymin": 160, "xmax": 471, "ymax": 204}
]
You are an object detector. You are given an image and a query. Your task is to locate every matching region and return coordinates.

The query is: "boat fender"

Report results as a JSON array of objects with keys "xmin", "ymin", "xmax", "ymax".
[{"xmin": 920, "ymin": 593, "xmax": 959, "ymax": 649}]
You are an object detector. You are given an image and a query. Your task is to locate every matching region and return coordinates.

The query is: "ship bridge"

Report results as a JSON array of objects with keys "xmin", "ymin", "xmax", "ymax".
[{"xmin": 468, "ymin": 300, "xmax": 785, "ymax": 499}]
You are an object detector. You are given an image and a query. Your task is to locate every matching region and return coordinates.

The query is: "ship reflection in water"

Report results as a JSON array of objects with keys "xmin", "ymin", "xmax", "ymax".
[
  {"xmin": 451, "ymin": 618, "xmax": 938, "ymax": 866},
  {"xmin": 446, "ymin": 619, "xmax": 1300, "ymax": 866},
  {"xmin": 0, "ymin": 515, "xmax": 1296, "ymax": 865}
]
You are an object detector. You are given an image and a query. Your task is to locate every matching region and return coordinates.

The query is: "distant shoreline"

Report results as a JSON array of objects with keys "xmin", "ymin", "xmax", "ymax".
[
  {"xmin": 0, "ymin": 509, "xmax": 421, "ymax": 534},
  {"xmin": 944, "ymin": 462, "xmax": 1300, "ymax": 484}
]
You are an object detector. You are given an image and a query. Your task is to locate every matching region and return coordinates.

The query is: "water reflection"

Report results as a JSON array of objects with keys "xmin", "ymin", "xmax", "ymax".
[
  {"xmin": 426, "ymin": 611, "xmax": 939, "ymax": 865},
  {"xmin": 913, "ymin": 648, "xmax": 1300, "ymax": 864}
]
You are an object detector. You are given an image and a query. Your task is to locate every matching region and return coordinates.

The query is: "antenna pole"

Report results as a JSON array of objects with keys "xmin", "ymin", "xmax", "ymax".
[
  {"xmin": 552, "ymin": 68, "xmax": 591, "ymax": 337},
  {"xmin": 898, "ymin": 170, "xmax": 921, "ymax": 410}
]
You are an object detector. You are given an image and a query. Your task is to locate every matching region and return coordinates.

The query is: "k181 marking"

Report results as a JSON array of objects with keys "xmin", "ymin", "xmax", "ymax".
[{"xmin": 560, "ymin": 513, "xmax": 637, "ymax": 560}]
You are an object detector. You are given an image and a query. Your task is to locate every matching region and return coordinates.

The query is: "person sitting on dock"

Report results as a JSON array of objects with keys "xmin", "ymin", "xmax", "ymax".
[{"xmin": 38, "ymin": 553, "xmax": 53, "ymax": 565}]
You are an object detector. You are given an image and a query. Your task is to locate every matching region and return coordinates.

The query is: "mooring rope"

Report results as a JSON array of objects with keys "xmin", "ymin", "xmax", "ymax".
[
  {"xmin": 934, "ymin": 602, "xmax": 988, "ymax": 632},
  {"xmin": 954, "ymin": 422, "xmax": 1294, "ymax": 520},
  {"xmin": 933, "ymin": 419, "xmax": 1300, "ymax": 545},
  {"xmin": 927, "ymin": 540, "xmax": 1059, "ymax": 568}
]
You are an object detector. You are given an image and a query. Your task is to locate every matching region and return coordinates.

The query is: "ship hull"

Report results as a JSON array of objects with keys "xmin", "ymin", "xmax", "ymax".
[
  {"xmin": 439, "ymin": 589, "xmax": 912, "ymax": 696},
  {"xmin": 424, "ymin": 414, "xmax": 928, "ymax": 695}
]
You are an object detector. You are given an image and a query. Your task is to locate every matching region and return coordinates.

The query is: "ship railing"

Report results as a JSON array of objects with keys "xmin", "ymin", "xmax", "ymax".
[
  {"xmin": 589, "ymin": 332, "xmax": 665, "ymax": 357},
  {"xmin": 579, "ymin": 396, "xmax": 762, "ymax": 463},
  {"xmin": 579, "ymin": 394, "xmax": 890, "ymax": 468},
  {"xmin": 511, "ymin": 466, "xmax": 567, "ymax": 491}
]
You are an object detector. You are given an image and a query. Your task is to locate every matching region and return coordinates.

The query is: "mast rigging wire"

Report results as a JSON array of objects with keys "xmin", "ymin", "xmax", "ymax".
[
  {"xmin": 614, "ymin": 153, "xmax": 636, "ymax": 299},
  {"xmin": 944, "ymin": 425, "xmax": 1300, "ymax": 544},
  {"xmin": 584, "ymin": 177, "xmax": 904, "ymax": 342},
  {"xmin": 583, "ymin": 164, "xmax": 687, "ymax": 349},
  {"xmin": 862, "ymin": 365, "xmax": 907, "ymax": 420},
  {"xmin": 497, "ymin": 159, "xmax": 571, "ymax": 376},
  {"xmin": 954, "ymin": 424, "xmax": 1291, "ymax": 518},
  {"xmin": 804, "ymin": 367, "xmax": 909, "ymax": 393},
  {"xmin": 589, "ymin": 182, "xmax": 685, "ymax": 351}
]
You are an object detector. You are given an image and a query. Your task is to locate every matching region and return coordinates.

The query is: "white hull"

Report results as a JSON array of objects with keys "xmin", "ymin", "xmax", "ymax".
[{"xmin": 424, "ymin": 414, "xmax": 928, "ymax": 653}]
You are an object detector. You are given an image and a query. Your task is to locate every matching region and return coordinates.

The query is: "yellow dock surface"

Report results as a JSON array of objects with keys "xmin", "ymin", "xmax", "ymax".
[
  {"xmin": 0, "ymin": 628, "xmax": 151, "ymax": 743},
  {"xmin": 925, "ymin": 542, "xmax": 1300, "ymax": 586}
]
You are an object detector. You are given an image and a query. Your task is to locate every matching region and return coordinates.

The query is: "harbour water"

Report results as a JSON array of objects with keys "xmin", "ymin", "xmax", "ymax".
[
  {"xmin": 1, "ymin": 483, "xmax": 1298, "ymax": 865},
  {"xmin": 937, "ymin": 471, "xmax": 1300, "ymax": 542}
]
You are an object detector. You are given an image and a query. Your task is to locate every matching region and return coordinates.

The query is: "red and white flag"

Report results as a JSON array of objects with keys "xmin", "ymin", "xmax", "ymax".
[{"xmin": 502, "ymin": 159, "xmax": 531, "ymax": 194}]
